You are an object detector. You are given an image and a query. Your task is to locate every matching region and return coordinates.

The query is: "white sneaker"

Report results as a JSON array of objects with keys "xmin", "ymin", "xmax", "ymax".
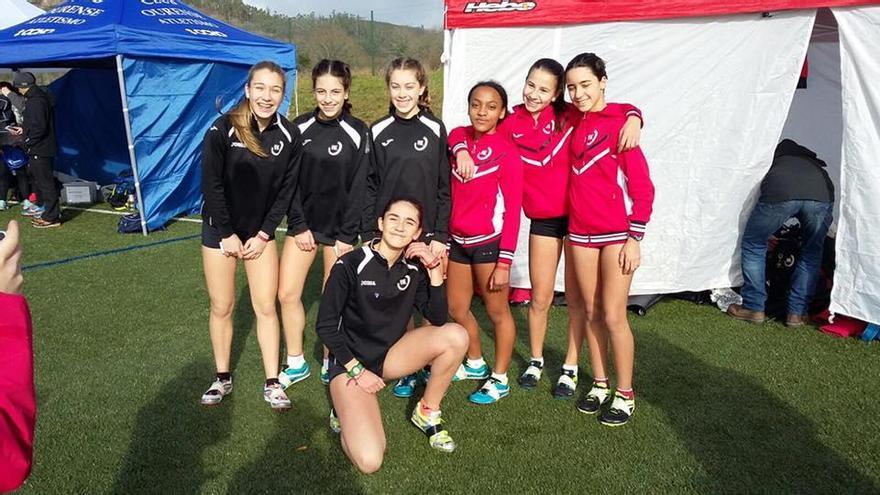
[
  {"xmin": 263, "ymin": 383, "xmax": 292, "ymax": 411},
  {"xmin": 200, "ymin": 378, "xmax": 233, "ymax": 406}
]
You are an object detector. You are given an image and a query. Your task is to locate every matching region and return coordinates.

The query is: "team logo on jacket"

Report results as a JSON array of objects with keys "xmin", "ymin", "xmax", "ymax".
[
  {"xmin": 271, "ymin": 141, "xmax": 284, "ymax": 156},
  {"xmin": 303, "ymin": 139, "xmax": 313, "ymax": 146},
  {"xmin": 397, "ymin": 275, "xmax": 411, "ymax": 291},
  {"xmin": 476, "ymin": 147, "xmax": 493, "ymax": 161},
  {"xmin": 463, "ymin": 1, "xmax": 537, "ymax": 13},
  {"xmin": 586, "ymin": 129, "xmax": 598, "ymax": 146},
  {"xmin": 512, "ymin": 133, "xmax": 524, "ymax": 139},
  {"xmin": 381, "ymin": 138, "xmax": 394, "ymax": 147},
  {"xmin": 542, "ymin": 121, "xmax": 553, "ymax": 135},
  {"xmin": 413, "ymin": 137, "xmax": 429, "ymax": 152},
  {"xmin": 328, "ymin": 141, "xmax": 343, "ymax": 156}
]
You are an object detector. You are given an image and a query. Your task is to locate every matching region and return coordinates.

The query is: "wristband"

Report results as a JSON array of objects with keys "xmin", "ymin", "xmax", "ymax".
[
  {"xmin": 346, "ymin": 362, "xmax": 365, "ymax": 379},
  {"xmin": 257, "ymin": 231, "xmax": 270, "ymax": 242}
]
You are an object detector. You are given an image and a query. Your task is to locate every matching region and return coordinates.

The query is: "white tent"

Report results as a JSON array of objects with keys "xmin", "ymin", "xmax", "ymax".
[
  {"xmin": 442, "ymin": 1, "xmax": 880, "ymax": 325},
  {"xmin": 0, "ymin": 0, "xmax": 43, "ymax": 30}
]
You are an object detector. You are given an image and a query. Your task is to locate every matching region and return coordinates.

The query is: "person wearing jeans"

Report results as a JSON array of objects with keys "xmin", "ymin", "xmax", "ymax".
[{"xmin": 728, "ymin": 139, "xmax": 835, "ymax": 327}]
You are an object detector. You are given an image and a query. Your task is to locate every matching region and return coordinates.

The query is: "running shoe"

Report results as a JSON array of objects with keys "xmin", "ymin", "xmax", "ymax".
[
  {"xmin": 411, "ymin": 405, "xmax": 456, "ymax": 453},
  {"xmin": 576, "ymin": 382, "xmax": 612, "ymax": 414},
  {"xmin": 552, "ymin": 369, "xmax": 578, "ymax": 399},
  {"xmin": 31, "ymin": 217, "xmax": 61, "ymax": 229},
  {"xmin": 392, "ymin": 374, "xmax": 418, "ymax": 398},
  {"xmin": 599, "ymin": 392, "xmax": 635, "ymax": 427},
  {"xmin": 20, "ymin": 199, "xmax": 32, "ymax": 211},
  {"xmin": 278, "ymin": 361, "xmax": 311, "ymax": 388},
  {"xmin": 21, "ymin": 205, "xmax": 44, "ymax": 218},
  {"xmin": 329, "ymin": 408, "xmax": 341, "ymax": 434},
  {"xmin": 263, "ymin": 383, "xmax": 292, "ymax": 411},
  {"xmin": 320, "ymin": 363, "xmax": 330, "ymax": 385},
  {"xmin": 452, "ymin": 362, "xmax": 490, "ymax": 382},
  {"xmin": 517, "ymin": 360, "xmax": 543, "ymax": 389},
  {"xmin": 200, "ymin": 377, "xmax": 233, "ymax": 406},
  {"xmin": 468, "ymin": 377, "xmax": 510, "ymax": 405}
]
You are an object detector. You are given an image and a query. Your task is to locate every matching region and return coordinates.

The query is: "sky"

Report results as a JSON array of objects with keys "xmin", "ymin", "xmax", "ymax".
[{"xmin": 242, "ymin": 0, "xmax": 445, "ymax": 29}]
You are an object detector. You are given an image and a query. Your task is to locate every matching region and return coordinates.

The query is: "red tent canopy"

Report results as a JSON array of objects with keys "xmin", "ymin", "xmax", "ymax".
[{"xmin": 445, "ymin": 0, "xmax": 880, "ymax": 28}]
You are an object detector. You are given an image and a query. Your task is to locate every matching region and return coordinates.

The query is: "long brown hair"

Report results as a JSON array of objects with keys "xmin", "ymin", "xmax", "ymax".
[
  {"xmin": 385, "ymin": 57, "xmax": 431, "ymax": 114},
  {"xmin": 231, "ymin": 60, "xmax": 286, "ymax": 158}
]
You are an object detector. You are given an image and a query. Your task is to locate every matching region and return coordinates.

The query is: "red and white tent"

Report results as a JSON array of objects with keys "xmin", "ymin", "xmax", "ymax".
[{"xmin": 442, "ymin": 1, "xmax": 880, "ymax": 325}]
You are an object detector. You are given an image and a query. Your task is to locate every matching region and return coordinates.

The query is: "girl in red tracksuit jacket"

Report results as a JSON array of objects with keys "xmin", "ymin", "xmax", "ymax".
[
  {"xmin": 449, "ymin": 58, "xmax": 643, "ymax": 399},
  {"xmin": 447, "ymin": 81, "xmax": 523, "ymax": 405},
  {"xmin": 564, "ymin": 53, "xmax": 654, "ymax": 427}
]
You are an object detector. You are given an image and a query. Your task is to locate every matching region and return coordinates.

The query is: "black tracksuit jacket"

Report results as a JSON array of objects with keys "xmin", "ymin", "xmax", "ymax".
[
  {"xmin": 362, "ymin": 109, "xmax": 450, "ymax": 243},
  {"xmin": 315, "ymin": 242, "xmax": 447, "ymax": 373},
  {"xmin": 287, "ymin": 109, "xmax": 370, "ymax": 245},
  {"xmin": 201, "ymin": 113, "xmax": 302, "ymax": 239}
]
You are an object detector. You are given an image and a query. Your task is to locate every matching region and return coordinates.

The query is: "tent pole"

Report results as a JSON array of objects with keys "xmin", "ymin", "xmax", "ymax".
[
  {"xmin": 294, "ymin": 69, "xmax": 299, "ymax": 116},
  {"xmin": 115, "ymin": 54, "xmax": 148, "ymax": 236}
]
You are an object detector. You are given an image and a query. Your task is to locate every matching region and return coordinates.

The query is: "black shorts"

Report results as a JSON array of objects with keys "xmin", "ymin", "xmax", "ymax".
[
  {"xmin": 448, "ymin": 238, "xmax": 500, "ymax": 265},
  {"xmin": 529, "ymin": 216, "xmax": 569, "ymax": 239},
  {"xmin": 201, "ymin": 221, "xmax": 274, "ymax": 249},
  {"xmin": 285, "ymin": 229, "xmax": 335, "ymax": 247}
]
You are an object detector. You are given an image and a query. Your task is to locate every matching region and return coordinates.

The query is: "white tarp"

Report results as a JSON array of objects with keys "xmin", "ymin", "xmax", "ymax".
[
  {"xmin": 829, "ymin": 6, "xmax": 880, "ymax": 325},
  {"xmin": 443, "ymin": 11, "xmax": 816, "ymax": 294},
  {"xmin": 0, "ymin": 0, "xmax": 43, "ymax": 30}
]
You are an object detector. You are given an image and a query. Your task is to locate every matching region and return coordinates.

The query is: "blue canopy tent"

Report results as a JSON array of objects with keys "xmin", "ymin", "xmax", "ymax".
[{"xmin": 0, "ymin": 0, "xmax": 297, "ymax": 234}]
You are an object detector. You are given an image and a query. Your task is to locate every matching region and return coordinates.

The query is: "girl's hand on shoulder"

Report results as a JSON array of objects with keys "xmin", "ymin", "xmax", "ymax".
[
  {"xmin": 618, "ymin": 238, "xmax": 641, "ymax": 275},
  {"xmin": 455, "ymin": 150, "xmax": 476, "ymax": 181},
  {"xmin": 618, "ymin": 116, "xmax": 642, "ymax": 152}
]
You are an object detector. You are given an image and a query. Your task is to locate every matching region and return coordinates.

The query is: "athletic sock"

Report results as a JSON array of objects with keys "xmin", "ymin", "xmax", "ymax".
[
  {"xmin": 530, "ymin": 356, "xmax": 544, "ymax": 367},
  {"xmin": 419, "ymin": 399, "xmax": 439, "ymax": 415},
  {"xmin": 593, "ymin": 377, "xmax": 609, "ymax": 388},
  {"xmin": 322, "ymin": 358, "xmax": 330, "ymax": 370},
  {"xmin": 265, "ymin": 378, "xmax": 280, "ymax": 388},
  {"xmin": 467, "ymin": 357, "xmax": 486, "ymax": 368},
  {"xmin": 287, "ymin": 354, "xmax": 305, "ymax": 368},
  {"xmin": 216, "ymin": 372, "xmax": 231, "ymax": 382},
  {"xmin": 491, "ymin": 372, "xmax": 508, "ymax": 385},
  {"xmin": 617, "ymin": 388, "xmax": 635, "ymax": 400},
  {"xmin": 562, "ymin": 364, "xmax": 578, "ymax": 374}
]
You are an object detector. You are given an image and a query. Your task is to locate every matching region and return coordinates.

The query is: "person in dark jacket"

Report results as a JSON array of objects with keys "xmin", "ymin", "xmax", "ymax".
[
  {"xmin": 9, "ymin": 72, "xmax": 59, "ymax": 228},
  {"xmin": 728, "ymin": 139, "xmax": 835, "ymax": 327},
  {"xmin": 317, "ymin": 197, "xmax": 467, "ymax": 473},
  {"xmin": 198, "ymin": 61, "xmax": 302, "ymax": 411}
]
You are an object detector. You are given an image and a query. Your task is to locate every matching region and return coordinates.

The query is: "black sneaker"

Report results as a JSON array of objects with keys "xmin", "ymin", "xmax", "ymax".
[
  {"xmin": 517, "ymin": 360, "xmax": 543, "ymax": 389},
  {"xmin": 599, "ymin": 392, "xmax": 635, "ymax": 427},
  {"xmin": 576, "ymin": 382, "xmax": 611, "ymax": 414},
  {"xmin": 552, "ymin": 368, "xmax": 578, "ymax": 399}
]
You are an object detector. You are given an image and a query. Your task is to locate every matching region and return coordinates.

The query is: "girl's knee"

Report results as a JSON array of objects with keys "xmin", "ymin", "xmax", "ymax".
[
  {"xmin": 352, "ymin": 447, "xmax": 384, "ymax": 474},
  {"xmin": 442, "ymin": 323, "xmax": 469, "ymax": 352},
  {"xmin": 209, "ymin": 300, "xmax": 234, "ymax": 319}
]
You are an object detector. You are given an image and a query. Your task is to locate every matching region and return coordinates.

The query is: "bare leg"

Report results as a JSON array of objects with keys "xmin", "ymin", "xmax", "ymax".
[
  {"xmin": 330, "ymin": 375, "xmax": 385, "ymax": 474},
  {"xmin": 243, "ymin": 242, "xmax": 281, "ymax": 379},
  {"xmin": 473, "ymin": 263, "xmax": 516, "ymax": 374},
  {"xmin": 569, "ymin": 246, "xmax": 607, "ymax": 381},
  {"xmin": 563, "ymin": 240, "xmax": 587, "ymax": 366},
  {"xmin": 446, "ymin": 260, "xmax": 481, "ymax": 359},
  {"xmin": 527, "ymin": 234, "xmax": 564, "ymax": 359},
  {"xmin": 202, "ymin": 246, "xmax": 238, "ymax": 373},
  {"xmin": 599, "ymin": 245, "xmax": 636, "ymax": 390},
  {"xmin": 278, "ymin": 240, "xmax": 317, "ymax": 357},
  {"xmin": 382, "ymin": 323, "xmax": 469, "ymax": 408}
]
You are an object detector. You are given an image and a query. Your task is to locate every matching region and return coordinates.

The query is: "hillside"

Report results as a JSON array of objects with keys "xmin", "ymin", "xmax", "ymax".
[{"xmin": 28, "ymin": 0, "xmax": 443, "ymax": 71}]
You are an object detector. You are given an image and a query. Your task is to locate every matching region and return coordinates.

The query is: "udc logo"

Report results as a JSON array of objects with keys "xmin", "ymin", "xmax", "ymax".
[
  {"xmin": 476, "ymin": 147, "xmax": 493, "ymax": 161},
  {"xmin": 397, "ymin": 275, "xmax": 411, "ymax": 291},
  {"xmin": 586, "ymin": 129, "xmax": 599, "ymax": 146},
  {"xmin": 328, "ymin": 141, "xmax": 343, "ymax": 156},
  {"xmin": 413, "ymin": 137, "xmax": 428, "ymax": 152},
  {"xmin": 542, "ymin": 121, "xmax": 553, "ymax": 135},
  {"xmin": 271, "ymin": 141, "xmax": 284, "ymax": 156}
]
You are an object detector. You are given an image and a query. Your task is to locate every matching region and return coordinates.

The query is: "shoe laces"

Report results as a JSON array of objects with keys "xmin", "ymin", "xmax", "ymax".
[{"xmin": 608, "ymin": 393, "xmax": 633, "ymax": 414}]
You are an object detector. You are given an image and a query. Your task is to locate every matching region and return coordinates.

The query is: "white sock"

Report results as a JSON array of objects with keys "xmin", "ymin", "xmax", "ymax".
[
  {"xmin": 531, "ymin": 356, "xmax": 544, "ymax": 366},
  {"xmin": 466, "ymin": 357, "xmax": 486, "ymax": 368},
  {"xmin": 562, "ymin": 364, "xmax": 578, "ymax": 374},
  {"xmin": 287, "ymin": 354, "xmax": 305, "ymax": 368},
  {"xmin": 491, "ymin": 372, "xmax": 508, "ymax": 385},
  {"xmin": 322, "ymin": 358, "xmax": 330, "ymax": 369}
]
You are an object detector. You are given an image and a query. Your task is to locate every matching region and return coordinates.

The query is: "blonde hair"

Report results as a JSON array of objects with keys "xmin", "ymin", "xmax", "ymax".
[{"xmin": 231, "ymin": 60, "xmax": 286, "ymax": 158}]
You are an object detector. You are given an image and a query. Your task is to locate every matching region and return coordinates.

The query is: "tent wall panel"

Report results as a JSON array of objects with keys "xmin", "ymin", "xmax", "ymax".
[
  {"xmin": 830, "ymin": 6, "xmax": 880, "ymax": 324},
  {"xmin": 444, "ymin": 11, "xmax": 816, "ymax": 294}
]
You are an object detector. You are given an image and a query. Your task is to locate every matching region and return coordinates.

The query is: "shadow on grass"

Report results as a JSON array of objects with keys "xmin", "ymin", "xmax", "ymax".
[
  {"xmin": 111, "ymin": 284, "xmax": 254, "ymax": 493},
  {"xmin": 638, "ymin": 331, "xmax": 878, "ymax": 493},
  {"xmin": 227, "ymin": 398, "xmax": 365, "ymax": 493}
]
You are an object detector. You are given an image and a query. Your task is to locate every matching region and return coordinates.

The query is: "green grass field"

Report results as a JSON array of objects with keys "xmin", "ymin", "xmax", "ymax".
[{"xmin": 5, "ymin": 71, "xmax": 880, "ymax": 494}]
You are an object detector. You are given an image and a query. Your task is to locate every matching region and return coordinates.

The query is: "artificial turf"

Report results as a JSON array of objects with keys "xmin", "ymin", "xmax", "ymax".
[{"xmin": 5, "ymin": 205, "xmax": 879, "ymax": 494}]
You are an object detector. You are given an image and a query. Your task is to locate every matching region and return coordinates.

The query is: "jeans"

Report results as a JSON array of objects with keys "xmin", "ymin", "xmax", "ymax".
[{"xmin": 740, "ymin": 200, "xmax": 833, "ymax": 315}]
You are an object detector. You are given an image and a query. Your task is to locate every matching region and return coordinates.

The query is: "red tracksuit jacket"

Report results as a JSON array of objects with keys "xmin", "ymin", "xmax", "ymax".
[
  {"xmin": 0, "ymin": 293, "xmax": 35, "ymax": 493},
  {"xmin": 448, "ymin": 126, "xmax": 523, "ymax": 265},
  {"xmin": 568, "ymin": 103, "xmax": 654, "ymax": 245},
  {"xmin": 450, "ymin": 103, "xmax": 642, "ymax": 221}
]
